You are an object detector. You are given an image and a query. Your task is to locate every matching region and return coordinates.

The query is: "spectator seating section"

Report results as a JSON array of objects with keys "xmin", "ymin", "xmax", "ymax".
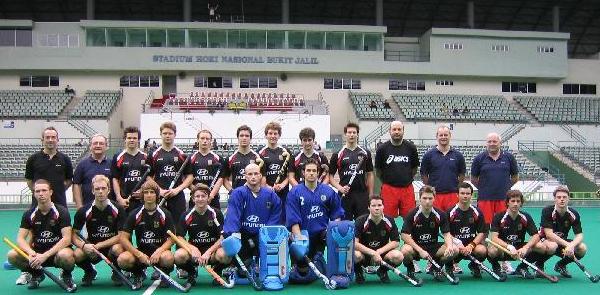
[
  {"xmin": 515, "ymin": 96, "xmax": 600, "ymax": 124},
  {"xmin": 393, "ymin": 94, "xmax": 527, "ymax": 122},
  {"xmin": 349, "ymin": 92, "xmax": 395, "ymax": 120},
  {"xmin": 561, "ymin": 146, "xmax": 600, "ymax": 176},
  {"xmin": 0, "ymin": 90, "xmax": 71, "ymax": 119},
  {"xmin": 71, "ymin": 90, "xmax": 121, "ymax": 118},
  {"xmin": 0, "ymin": 144, "xmax": 88, "ymax": 178},
  {"xmin": 415, "ymin": 144, "xmax": 553, "ymax": 180}
]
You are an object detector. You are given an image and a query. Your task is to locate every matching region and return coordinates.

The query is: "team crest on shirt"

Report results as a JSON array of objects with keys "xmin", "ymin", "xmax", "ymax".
[
  {"xmin": 358, "ymin": 155, "xmax": 364, "ymax": 162},
  {"xmin": 107, "ymin": 215, "xmax": 113, "ymax": 224},
  {"xmin": 320, "ymin": 195, "xmax": 327, "ymax": 202},
  {"xmin": 278, "ymin": 154, "xmax": 283, "ymax": 160},
  {"xmin": 469, "ymin": 217, "xmax": 474, "ymax": 224},
  {"xmin": 430, "ymin": 221, "xmax": 435, "ymax": 228},
  {"xmin": 174, "ymin": 156, "xmax": 179, "ymax": 162},
  {"xmin": 517, "ymin": 223, "xmax": 522, "ymax": 231},
  {"xmin": 141, "ymin": 159, "xmax": 146, "ymax": 165},
  {"xmin": 380, "ymin": 230, "xmax": 386, "ymax": 236},
  {"xmin": 49, "ymin": 219, "xmax": 56, "ymax": 226},
  {"xmin": 207, "ymin": 159, "xmax": 212, "ymax": 166},
  {"xmin": 564, "ymin": 220, "xmax": 570, "ymax": 227},
  {"xmin": 208, "ymin": 220, "xmax": 214, "ymax": 227},
  {"xmin": 154, "ymin": 220, "xmax": 160, "ymax": 228},
  {"xmin": 266, "ymin": 201, "xmax": 272, "ymax": 209}
]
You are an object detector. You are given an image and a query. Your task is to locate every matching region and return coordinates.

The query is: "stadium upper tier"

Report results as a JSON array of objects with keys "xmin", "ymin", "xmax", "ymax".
[
  {"xmin": 561, "ymin": 146, "xmax": 600, "ymax": 176},
  {"xmin": 0, "ymin": 90, "xmax": 71, "ymax": 119},
  {"xmin": 514, "ymin": 96, "xmax": 600, "ymax": 124},
  {"xmin": 71, "ymin": 90, "xmax": 122, "ymax": 118},
  {"xmin": 349, "ymin": 92, "xmax": 395, "ymax": 120},
  {"xmin": 393, "ymin": 93, "xmax": 527, "ymax": 122},
  {"xmin": 0, "ymin": 144, "xmax": 88, "ymax": 179}
]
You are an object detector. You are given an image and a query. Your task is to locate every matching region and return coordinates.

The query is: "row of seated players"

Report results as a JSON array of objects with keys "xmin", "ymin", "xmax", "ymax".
[{"xmin": 8, "ymin": 168, "xmax": 587, "ymax": 290}]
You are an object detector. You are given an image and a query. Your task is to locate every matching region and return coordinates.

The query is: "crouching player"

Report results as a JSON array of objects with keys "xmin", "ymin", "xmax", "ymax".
[
  {"xmin": 488, "ymin": 190, "xmax": 553, "ymax": 279},
  {"xmin": 72, "ymin": 175, "xmax": 126, "ymax": 286},
  {"xmin": 354, "ymin": 195, "xmax": 403, "ymax": 284},
  {"xmin": 540, "ymin": 186, "xmax": 587, "ymax": 278},
  {"xmin": 447, "ymin": 182, "xmax": 488, "ymax": 277},
  {"xmin": 117, "ymin": 180, "xmax": 176, "ymax": 289},
  {"xmin": 286, "ymin": 158, "xmax": 344, "ymax": 283},
  {"xmin": 401, "ymin": 185, "xmax": 458, "ymax": 282},
  {"xmin": 173, "ymin": 183, "xmax": 231, "ymax": 286},
  {"xmin": 7, "ymin": 179, "xmax": 76, "ymax": 290}
]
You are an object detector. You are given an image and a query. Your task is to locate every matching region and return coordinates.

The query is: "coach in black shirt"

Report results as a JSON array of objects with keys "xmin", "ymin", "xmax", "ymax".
[{"xmin": 25, "ymin": 127, "xmax": 73, "ymax": 208}]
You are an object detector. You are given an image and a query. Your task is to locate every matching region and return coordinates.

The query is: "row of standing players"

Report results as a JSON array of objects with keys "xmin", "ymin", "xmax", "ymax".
[{"xmin": 13, "ymin": 120, "xmax": 588, "ymax": 290}]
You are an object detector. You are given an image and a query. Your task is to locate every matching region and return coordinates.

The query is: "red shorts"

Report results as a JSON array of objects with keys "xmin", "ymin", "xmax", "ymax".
[
  {"xmin": 433, "ymin": 192, "xmax": 458, "ymax": 212},
  {"xmin": 380, "ymin": 183, "xmax": 415, "ymax": 218},
  {"xmin": 477, "ymin": 200, "xmax": 507, "ymax": 224}
]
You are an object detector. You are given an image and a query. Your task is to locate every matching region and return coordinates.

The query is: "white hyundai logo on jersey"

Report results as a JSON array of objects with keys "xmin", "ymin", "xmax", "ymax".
[
  {"xmin": 197, "ymin": 231, "xmax": 210, "ymax": 238},
  {"xmin": 40, "ymin": 231, "xmax": 53, "ymax": 238},
  {"xmin": 129, "ymin": 170, "xmax": 140, "ymax": 177},
  {"xmin": 246, "ymin": 215, "xmax": 259, "ymax": 223},
  {"xmin": 143, "ymin": 231, "xmax": 156, "ymax": 239},
  {"xmin": 164, "ymin": 165, "xmax": 175, "ymax": 172},
  {"xmin": 98, "ymin": 226, "xmax": 110, "ymax": 233}
]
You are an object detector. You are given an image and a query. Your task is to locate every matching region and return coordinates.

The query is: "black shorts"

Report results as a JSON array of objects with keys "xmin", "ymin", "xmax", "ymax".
[
  {"xmin": 554, "ymin": 239, "xmax": 573, "ymax": 256},
  {"xmin": 412, "ymin": 242, "xmax": 444, "ymax": 260},
  {"xmin": 238, "ymin": 232, "xmax": 259, "ymax": 262},
  {"xmin": 86, "ymin": 247, "xmax": 112, "ymax": 264},
  {"xmin": 340, "ymin": 190, "xmax": 369, "ymax": 221},
  {"xmin": 497, "ymin": 242, "xmax": 525, "ymax": 261}
]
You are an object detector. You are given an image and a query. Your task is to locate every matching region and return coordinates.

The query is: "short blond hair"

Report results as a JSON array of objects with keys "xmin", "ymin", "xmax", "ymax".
[{"xmin": 92, "ymin": 174, "xmax": 111, "ymax": 189}]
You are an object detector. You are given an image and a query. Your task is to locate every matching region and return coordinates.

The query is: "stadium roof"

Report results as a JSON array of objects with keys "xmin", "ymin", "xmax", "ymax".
[{"xmin": 2, "ymin": 0, "xmax": 599, "ymax": 57}]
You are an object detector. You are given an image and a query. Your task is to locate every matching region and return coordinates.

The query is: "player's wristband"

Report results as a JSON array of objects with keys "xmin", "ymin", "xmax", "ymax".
[
  {"xmin": 468, "ymin": 242, "xmax": 476, "ymax": 248},
  {"xmin": 507, "ymin": 245, "xmax": 516, "ymax": 252}
]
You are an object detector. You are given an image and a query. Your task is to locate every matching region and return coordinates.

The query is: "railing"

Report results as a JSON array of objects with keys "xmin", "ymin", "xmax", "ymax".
[
  {"xmin": 518, "ymin": 140, "xmax": 565, "ymax": 183},
  {"xmin": 559, "ymin": 124, "xmax": 587, "ymax": 146},
  {"xmin": 362, "ymin": 121, "xmax": 391, "ymax": 149},
  {"xmin": 384, "ymin": 50, "xmax": 430, "ymax": 62},
  {"xmin": 67, "ymin": 119, "xmax": 98, "ymax": 138},
  {"xmin": 500, "ymin": 123, "xmax": 526, "ymax": 142}
]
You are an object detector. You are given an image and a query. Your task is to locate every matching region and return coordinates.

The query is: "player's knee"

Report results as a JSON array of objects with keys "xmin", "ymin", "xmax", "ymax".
[
  {"xmin": 7, "ymin": 250, "xmax": 23, "ymax": 265},
  {"xmin": 73, "ymin": 248, "xmax": 86, "ymax": 262},
  {"xmin": 576, "ymin": 243, "xmax": 587, "ymax": 256},
  {"xmin": 111, "ymin": 244, "xmax": 124, "ymax": 255},
  {"xmin": 117, "ymin": 251, "xmax": 135, "ymax": 268},
  {"xmin": 474, "ymin": 245, "xmax": 487, "ymax": 257},
  {"xmin": 354, "ymin": 251, "xmax": 364, "ymax": 262},
  {"xmin": 389, "ymin": 251, "xmax": 404, "ymax": 264},
  {"xmin": 57, "ymin": 248, "xmax": 75, "ymax": 264},
  {"xmin": 159, "ymin": 251, "xmax": 174, "ymax": 265},
  {"xmin": 215, "ymin": 248, "xmax": 231, "ymax": 264},
  {"xmin": 173, "ymin": 249, "xmax": 189, "ymax": 265}
]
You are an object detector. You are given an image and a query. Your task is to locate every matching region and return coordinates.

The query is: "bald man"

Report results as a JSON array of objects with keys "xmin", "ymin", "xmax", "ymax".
[
  {"xmin": 471, "ymin": 133, "xmax": 519, "ymax": 224},
  {"xmin": 374, "ymin": 121, "xmax": 419, "ymax": 218}
]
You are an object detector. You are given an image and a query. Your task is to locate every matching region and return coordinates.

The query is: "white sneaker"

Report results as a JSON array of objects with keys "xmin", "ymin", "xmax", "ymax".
[
  {"xmin": 413, "ymin": 261, "xmax": 422, "ymax": 273},
  {"xmin": 501, "ymin": 261, "xmax": 515, "ymax": 275},
  {"xmin": 177, "ymin": 268, "xmax": 188, "ymax": 279},
  {"xmin": 16, "ymin": 271, "xmax": 31, "ymax": 285},
  {"xmin": 453, "ymin": 262, "xmax": 463, "ymax": 274}
]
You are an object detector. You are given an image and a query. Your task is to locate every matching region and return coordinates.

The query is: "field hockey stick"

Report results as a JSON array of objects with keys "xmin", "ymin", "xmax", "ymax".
[
  {"xmin": 426, "ymin": 255, "xmax": 459, "ymax": 284},
  {"xmin": 274, "ymin": 151, "xmax": 290, "ymax": 184},
  {"xmin": 124, "ymin": 164, "xmax": 151, "ymax": 206},
  {"xmin": 166, "ymin": 230, "xmax": 234, "ymax": 288},
  {"xmin": 208, "ymin": 167, "xmax": 222, "ymax": 190},
  {"xmin": 486, "ymin": 238, "xmax": 558, "ymax": 283},
  {"xmin": 233, "ymin": 253, "xmax": 262, "ymax": 290},
  {"xmin": 304, "ymin": 256, "xmax": 337, "ymax": 289},
  {"xmin": 342, "ymin": 152, "xmax": 366, "ymax": 198},
  {"xmin": 318, "ymin": 164, "xmax": 329, "ymax": 182},
  {"xmin": 379, "ymin": 260, "xmax": 422, "ymax": 287},
  {"xmin": 3, "ymin": 237, "xmax": 76, "ymax": 293},
  {"xmin": 441, "ymin": 234, "xmax": 506, "ymax": 281},
  {"xmin": 572, "ymin": 256, "xmax": 600, "ymax": 283},
  {"xmin": 159, "ymin": 156, "xmax": 190, "ymax": 207},
  {"xmin": 75, "ymin": 232, "xmax": 139, "ymax": 290},
  {"xmin": 150, "ymin": 264, "xmax": 192, "ymax": 292}
]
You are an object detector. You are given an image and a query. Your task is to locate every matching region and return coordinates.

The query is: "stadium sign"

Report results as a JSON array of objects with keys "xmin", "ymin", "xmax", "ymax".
[{"xmin": 152, "ymin": 55, "xmax": 319, "ymax": 65}]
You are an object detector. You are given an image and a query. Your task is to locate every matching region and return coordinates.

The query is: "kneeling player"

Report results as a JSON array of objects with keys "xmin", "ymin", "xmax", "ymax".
[
  {"xmin": 354, "ymin": 195, "xmax": 403, "ymax": 284},
  {"xmin": 7, "ymin": 179, "xmax": 76, "ymax": 290},
  {"xmin": 488, "ymin": 190, "xmax": 553, "ymax": 279},
  {"xmin": 117, "ymin": 180, "xmax": 176, "ymax": 289},
  {"xmin": 286, "ymin": 158, "xmax": 344, "ymax": 283},
  {"xmin": 72, "ymin": 175, "xmax": 126, "ymax": 286},
  {"xmin": 174, "ymin": 183, "xmax": 231, "ymax": 285},
  {"xmin": 401, "ymin": 185, "xmax": 457, "ymax": 281},
  {"xmin": 540, "ymin": 186, "xmax": 587, "ymax": 278},
  {"xmin": 447, "ymin": 182, "xmax": 488, "ymax": 277}
]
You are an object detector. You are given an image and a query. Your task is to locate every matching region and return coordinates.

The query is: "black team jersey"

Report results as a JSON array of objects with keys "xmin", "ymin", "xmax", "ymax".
[
  {"xmin": 329, "ymin": 146, "xmax": 373, "ymax": 191},
  {"xmin": 258, "ymin": 146, "xmax": 291, "ymax": 187},
  {"xmin": 401, "ymin": 207, "xmax": 450, "ymax": 248},
  {"xmin": 490, "ymin": 210, "xmax": 537, "ymax": 246},
  {"xmin": 223, "ymin": 149, "xmax": 261, "ymax": 189},
  {"xmin": 177, "ymin": 206, "xmax": 224, "ymax": 252},
  {"xmin": 112, "ymin": 151, "xmax": 148, "ymax": 199},
  {"xmin": 123, "ymin": 206, "xmax": 175, "ymax": 255},
  {"xmin": 446, "ymin": 204, "xmax": 487, "ymax": 245},
  {"xmin": 73, "ymin": 200, "xmax": 126, "ymax": 244},
  {"xmin": 147, "ymin": 147, "xmax": 191, "ymax": 193},
  {"xmin": 20, "ymin": 204, "xmax": 71, "ymax": 253},
  {"xmin": 189, "ymin": 151, "xmax": 223, "ymax": 187},
  {"xmin": 374, "ymin": 140, "xmax": 419, "ymax": 187},
  {"xmin": 540, "ymin": 205, "xmax": 582, "ymax": 239},
  {"xmin": 290, "ymin": 151, "xmax": 329, "ymax": 183},
  {"xmin": 355, "ymin": 214, "xmax": 399, "ymax": 250}
]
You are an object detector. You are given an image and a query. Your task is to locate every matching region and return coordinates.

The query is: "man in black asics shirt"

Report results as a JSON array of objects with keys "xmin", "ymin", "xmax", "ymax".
[
  {"xmin": 288, "ymin": 127, "xmax": 329, "ymax": 186},
  {"xmin": 112, "ymin": 126, "xmax": 148, "ymax": 211},
  {"xmin": 258, "ymin": 122, "xmax": 291, "ymax": 223},
  {"xmin": 72, "ymin": 175, "xmax": 126, "ymax": 286},
  {"xmin": 447, "ymin": 182, "xmax": 488, "ymax": 277},
  {"xmin": 488, "ymin": 190, "xmax": 551, "ymax": 279},
  {"xmin": 354, "ymin": 195, "xmax": 403, "ymax": 284},
  {"xmin": 330, "ymin": 122, "xmax": 374, "ymax": 220},
  {"xmin": 118, "ymin": 180, "xmax": 176, "ymax": 289},
  {"xmin": 7, "ymin": 179, "xmax": 76, "ymax": 290},
  {"xmin": 223, "ymin": 125, "xmax": 262, "ymax": 191},
  {"xmin": 147, "ymin": 121, "xmax": 193, "ymax": 221},
  {"xmin": 189, "ymin": 129, "xmax": 224, "ymax": 209},
  {"xmin": 401, "ymin": 185, "xmax": 457, "ymax": 281},
  {"xmin": 539, "ymin": 186, "xmax": 587, "ymax": 278},
  {"xmin": 174, "ymin": 184, "xmax": 230, "ymax": 286}
]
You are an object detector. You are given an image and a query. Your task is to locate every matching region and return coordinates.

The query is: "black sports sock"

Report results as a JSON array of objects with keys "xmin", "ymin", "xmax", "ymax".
[{"xmin": 77, "ymin": 260, "xmax": 95, "ymax": 273}]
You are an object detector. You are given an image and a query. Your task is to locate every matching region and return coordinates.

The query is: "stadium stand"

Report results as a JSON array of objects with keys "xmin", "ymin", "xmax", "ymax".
[
  {"xmin": 0, "ymin": 144, "xmax": 88, "ymax": 178},
  {"xmin": 393, "ymin": 93, "xmax": 527, "ymax": 122},
  {"xmin": 71, "ymin": 90, "xmax": 122, "ymax": 118},
  {"xmin": 415, "ymin": 144, "xmax": 554, "ymax": 180},
  {"xmin": 349, "ymin": 92, "xmax": 395, "ymax": 120},
  {"xmin": 0, "ymin": 90, "xmax": 71, "ymax": 119},
  {"xmin": 561, "ymin": 146, "xmax": 600, "ymax": 175},
  {"xmin": 514, "ymin": 96, "xmax": 600, "ymax": 124}
]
